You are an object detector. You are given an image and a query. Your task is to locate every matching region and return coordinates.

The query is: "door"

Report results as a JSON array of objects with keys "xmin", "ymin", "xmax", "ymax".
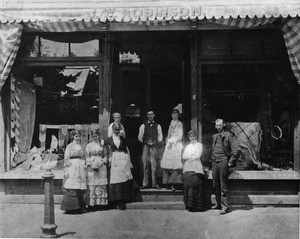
[{"xmin": 119, "ymin": 66, "xmax": 147, "ymax": 183}]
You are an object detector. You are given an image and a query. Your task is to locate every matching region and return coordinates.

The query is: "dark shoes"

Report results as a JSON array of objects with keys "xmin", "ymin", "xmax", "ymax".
[
  {"xmin": 64, "ymin": 208, "xmax": 87, "ymax": 214},
  {"xmin": 152, "ymin": 185, "xmax": 161, "ymax": 189},
  {"xmin": 220, "ymin": 210, "xmax": 228, "ymax": 215},
  {"xmin": 140, "ymin": 185, "xmax": 161, "ymax": 189},
  {"xmin": 211, "ymin": 204, "xmax": 221, "ymax": 210},
  {"xmin": 116, "ymin": 204, "xmax": 127, "ymax": 210}
]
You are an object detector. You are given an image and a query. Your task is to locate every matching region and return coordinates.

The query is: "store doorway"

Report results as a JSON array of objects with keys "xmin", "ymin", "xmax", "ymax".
[
  {"xmin": 119, "ymin": 65, "xmax": 185, "ymax": 185},
  {"xmin": 151, "ymin": 66, "xmax": 183, "ymax": 136}
]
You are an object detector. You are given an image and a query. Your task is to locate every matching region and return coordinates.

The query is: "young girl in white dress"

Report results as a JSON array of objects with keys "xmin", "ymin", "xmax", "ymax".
[{"xmin": 85, "ymin": 130, "xmax": 108, "ymax": 209}]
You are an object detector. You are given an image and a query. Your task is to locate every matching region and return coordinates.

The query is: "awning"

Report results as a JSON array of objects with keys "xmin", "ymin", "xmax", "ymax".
[{"xmin": 1, "ymin": 0, "xmax": 299, "ymax": 23}]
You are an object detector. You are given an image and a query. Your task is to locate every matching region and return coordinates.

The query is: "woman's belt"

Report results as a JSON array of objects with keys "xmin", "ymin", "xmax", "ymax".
[
  {"xmin": 89, "ymin": 153, "xmax": 102, "ymax": 156},
  {"xmin": 69, "ymin": 156, "xmax": 84, "ymax": 159}
]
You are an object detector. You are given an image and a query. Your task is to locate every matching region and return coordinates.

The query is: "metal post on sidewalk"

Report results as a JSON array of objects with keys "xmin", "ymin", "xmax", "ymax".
[{"xmin": 41, "ymin": 169, "xmax": 58, "ymax": 238}]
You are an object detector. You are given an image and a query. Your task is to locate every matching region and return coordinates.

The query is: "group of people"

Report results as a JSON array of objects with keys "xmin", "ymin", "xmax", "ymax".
[
  {"xmin": 61, "ymin": 108, "xmax": 240, "ymax": 215},
  {"xmin": 138, "ymin": 109, "xmax": 240, "ymax": 214},
  {"xmin": 61, "ymin": 116, "xmax": 134, "ymax": 214}
]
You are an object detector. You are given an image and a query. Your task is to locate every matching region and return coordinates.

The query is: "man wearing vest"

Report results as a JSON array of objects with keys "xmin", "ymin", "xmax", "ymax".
[
  {"xmin": 138, "ymin": 109, "xmax": 163, "ymax": 189},
  {"xmin": 211, "ymin": 118, "xmax": 240, "ymax": 215}
]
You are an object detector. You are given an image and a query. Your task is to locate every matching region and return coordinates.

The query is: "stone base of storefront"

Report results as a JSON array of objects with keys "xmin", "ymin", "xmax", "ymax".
[{"xmin": 0, "ymin": 170, "xmax": 299, "ymax": 209}]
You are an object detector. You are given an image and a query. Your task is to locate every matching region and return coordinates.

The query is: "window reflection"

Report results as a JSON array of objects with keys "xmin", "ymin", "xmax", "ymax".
[
  {"xmin": 29, "ymin": 36, "xmax": 39, "ymax": 57},
  {"xmin": 119, "ymin": 52, "xmax": 140, "ymax": 64},
  {"xmin": 70, "ymin": 39, "xmax": 99, "ymax": 57},
  {"xmin": 26, "ymin": 66, "xmax": 99, "ymax": 124},
  {"xmin": 27, "ymin": 36, "xmax": 100, "ymax": 58},
  {"xmin": 40, "ymin": 38, "xmax": 69, "ymax": 57}
]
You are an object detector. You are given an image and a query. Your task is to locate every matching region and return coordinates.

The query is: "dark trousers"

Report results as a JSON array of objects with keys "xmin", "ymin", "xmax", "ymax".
[{"xmin": 212, "ymin": 160, "xmax": 229, "ymax": 211}]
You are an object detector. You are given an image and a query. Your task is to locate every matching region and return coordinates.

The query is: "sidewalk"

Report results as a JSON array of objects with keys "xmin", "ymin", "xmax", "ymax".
[{"xmin": 0, "ymin": 204, "xmax": 299, "ymax": 239}]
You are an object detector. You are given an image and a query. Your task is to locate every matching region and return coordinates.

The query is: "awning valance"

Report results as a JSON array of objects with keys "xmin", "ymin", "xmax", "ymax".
[{"xmin": 1, "ymin": 0, "xmax": 299, "ymax": 23}]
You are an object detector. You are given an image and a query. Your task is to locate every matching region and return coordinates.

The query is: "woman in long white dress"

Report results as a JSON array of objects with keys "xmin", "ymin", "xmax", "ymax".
[
  {"xmin": 160, "ymin": 109, "xmax": 183, "ymax": 189},
  {"xmin": 85, "ymin": 130, "xmax": 108, "ymax": 209},
  {"xmin": 61, "ymin": 130, "xmax": 87, "ymax": 214}
]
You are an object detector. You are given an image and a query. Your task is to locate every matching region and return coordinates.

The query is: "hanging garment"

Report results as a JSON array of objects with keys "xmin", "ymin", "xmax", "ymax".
[
  {"xmin": 58, "ymin": 124, "xmax": 69, "ymax": 149},
  {"xmin": 39, "ymin": 124, "xmax": 47, "ymax": 150},
  {"xmin": 16, "ymin": 79, "xmax": 36, "ymax": 153}
]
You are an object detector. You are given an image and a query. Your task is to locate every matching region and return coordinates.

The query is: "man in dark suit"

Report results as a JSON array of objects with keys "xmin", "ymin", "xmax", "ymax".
[{"xmin": 211, "ymin": 118, "xmax": 240, "ymax": 214}]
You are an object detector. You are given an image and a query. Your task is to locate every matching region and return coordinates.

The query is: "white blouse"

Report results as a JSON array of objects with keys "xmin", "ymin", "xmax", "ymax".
[{"xmin": 182, "ymin": 142, "xmax": 204, "ymax": 174}]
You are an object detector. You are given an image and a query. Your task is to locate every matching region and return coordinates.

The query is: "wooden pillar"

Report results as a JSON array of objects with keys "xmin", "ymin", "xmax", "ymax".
[
  {"xmin": 294, "ymin": 94, "xmax": 300, "ymax": 171},
  {"xmin": 146, "ymin": 66, "xmax": 151, "ymax": 109},
  {"xmin": 0, "ymin": 96, "xmax": 6, "ymax": 173},
  {"xmin": 99, "ymin": 33, "xmax": 113, "ymax": 138},
  {"xmin": 190, "ymin": 23, "xmax": 202, "ymax": 141},
  {"xmin": 190, "ymin": 27, "xmax": 197, "ymax": 133},
  {"xmin": 197, "ymin": 60, "xmax": 202, "ymax": 142}
]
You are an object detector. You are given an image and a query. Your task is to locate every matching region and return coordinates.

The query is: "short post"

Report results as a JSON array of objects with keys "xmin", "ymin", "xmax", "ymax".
[{"xmin": 41, "ymin": 169, "xmax": 58, "ymax": 238}]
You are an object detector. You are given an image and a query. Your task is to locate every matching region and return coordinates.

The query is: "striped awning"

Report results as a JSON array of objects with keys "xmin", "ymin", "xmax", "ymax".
[
  {"xmin": 0, "ymin": 23, "xmax": 22, "ymax": 88},
  {"xmin": 1, "ymin": 0, "xmax": 299, "ymax": 23}
]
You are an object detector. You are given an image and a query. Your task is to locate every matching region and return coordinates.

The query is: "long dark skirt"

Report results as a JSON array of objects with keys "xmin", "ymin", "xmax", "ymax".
[
  {"xmin": 61, "ymin": 189, "xmax": 86, "ymax": 211},
  {"xmin": 109, "ymin": 179, "xmax": 134, "ymax": 204},
  {"xmin": 182, "ymin": 172, "xmax": 205, "ymax": 211},
  {"xmin": 162, "ymin": 169, "xmax": 183, "ymax": 185}
]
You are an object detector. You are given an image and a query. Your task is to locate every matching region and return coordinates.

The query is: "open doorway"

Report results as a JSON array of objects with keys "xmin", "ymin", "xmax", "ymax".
[
  {"xmin": 119, "ymin": 65, "xmax": 184, "ymax": 185},
  {"xmin": 151, "ymin": 66, "xmax": 183, "ymax": 136}
]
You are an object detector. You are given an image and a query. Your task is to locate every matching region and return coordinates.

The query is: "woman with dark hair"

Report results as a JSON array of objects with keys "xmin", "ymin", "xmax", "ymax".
[
  {"xmin": 182, "ymin": 130, "xmax": 205, "ymax": 212},
  {"xmin": 160, "ymin": 108, "xmax": 183, "ymax": 190},
  {"xmin": 105, "ymin": 122, "xmax": 133, "ymax": 210},
  {"xmin": 85, "ymin": 129, "xmax": 108, "ymax": 209},
  {"xmin": 61, "ymin": 130, "xmax": 87, "ymax": 214}
]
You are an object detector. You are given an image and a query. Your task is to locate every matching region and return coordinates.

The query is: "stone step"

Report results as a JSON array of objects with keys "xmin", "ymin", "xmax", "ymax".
[
  {"xmin": 3, "ymin": 193, "xmax": 298, "ymax": 209},
  {"xmin": 126, "ymin": 201, "xmax": 185, "ymax": 210}
]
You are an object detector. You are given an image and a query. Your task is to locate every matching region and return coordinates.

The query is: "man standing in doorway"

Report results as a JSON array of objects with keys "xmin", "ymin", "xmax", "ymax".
[
  {"xmin": 211, "ymin": 118, "xmax": 240, "ymax": 214},
  {"xmin": 138, "ymin": 109, "xmax": 163, "ymax": 189}
]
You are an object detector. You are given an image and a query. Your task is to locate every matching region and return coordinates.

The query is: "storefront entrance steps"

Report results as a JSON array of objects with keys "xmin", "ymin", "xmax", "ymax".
[{"xmin": 0, "ymin": 170, "xmax": 299, "ymax": 208}]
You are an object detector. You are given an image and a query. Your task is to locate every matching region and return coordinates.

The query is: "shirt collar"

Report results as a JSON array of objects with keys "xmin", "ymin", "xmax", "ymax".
[{"xmin": 219, "ymin": 130, "xmax": 225, "ymax": 138}]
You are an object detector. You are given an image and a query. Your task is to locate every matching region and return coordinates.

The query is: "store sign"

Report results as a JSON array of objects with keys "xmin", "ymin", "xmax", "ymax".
[{"xmin": 84, "ymin": 7, "xmax": 201, "ymax": 21}]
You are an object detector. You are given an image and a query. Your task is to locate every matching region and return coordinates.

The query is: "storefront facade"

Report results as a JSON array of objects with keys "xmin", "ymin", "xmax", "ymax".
[{"xmin": 0, "ymin": 0, "xmax": 299, "ymax": 205}]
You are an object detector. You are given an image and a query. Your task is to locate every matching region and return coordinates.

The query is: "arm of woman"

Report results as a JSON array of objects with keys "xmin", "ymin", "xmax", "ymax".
[
  {"xmin": 85, "ymin": 144, "xmax": 92, "ymax": 167},
  {"xmin": 120, "ymin": 124, "xmax": 126, "ymax": 138},
  {"xmin": 105, "ymin": 144, "xmax": 113, "ymax": 166},
  {"xmin": 190, "ymin": 143, "xmax": 203, "ymax": 160},
  {"xmin": 63, "ymin": 145, "xmax": 71, "ymax": 167},
  {"xmin": 107, "ymin": 124, "xmax": 113, "ymax": 138},
  {"xmin": 182, "ymin": 145, "xmax": 188, "ymax": 160}
]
